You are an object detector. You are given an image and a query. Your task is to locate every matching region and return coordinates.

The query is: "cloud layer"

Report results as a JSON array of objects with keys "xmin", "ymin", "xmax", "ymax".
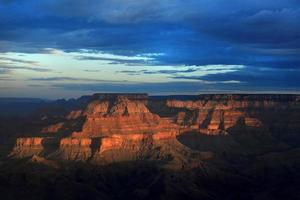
[{"xmin": 0, "ymin": 0, "xmax": 299, "ymax": 97}]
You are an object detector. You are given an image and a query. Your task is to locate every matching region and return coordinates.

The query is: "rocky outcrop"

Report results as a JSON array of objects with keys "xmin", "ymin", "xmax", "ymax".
[
  {"xmin": 59, "ymin": 128, "xmax": 179, "ymax": 163},
  {"xmin": 166, "ymin": 97, "xmax": 269, "ymax": 135},
  {"xmin": 72, "ymin": 94, "xmax": 178, "ymax": 137},
  {"xmin": 10, "ymin": 137, "xmax": 45, "ymax": 158},
  {"xmin": 57, "ymin": 138, "xmax": 92, "ymax": 161},
  {"xmin": 10, "ymin": 131, "xmax": 180, "ymax": 163},
  {"xmin": 41, "ymin": 122, "xmax": 64, "ymax": 134},
  {"xmin": 100, "ymin": 134, "xmax": 149, "ymax": 150},
  {"xmin": 98, "ymin": 131, "xmax": 178, "ymax": 154},
  {"xmin": 66, "ymin": 110, "xmax": 82, "ymax": 120},
  {"xmin": 8, "ymin": 94, "xmax": 181, "ymax": 163},
  {"xmin": 15, "ymin": 137, "xmax": 44, "ymax": 146},
  {"xmin": 9, "ymin": 137, "xmax": 59, "ymax": 158}
]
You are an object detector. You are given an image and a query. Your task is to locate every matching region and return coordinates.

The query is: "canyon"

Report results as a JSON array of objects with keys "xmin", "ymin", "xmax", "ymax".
[
  {"xmin": 0, "ymin": 93, "xmax": 300, "ymax": 199},
  {"xmin": 5, "ymin": 93, "xmax": 300, "ymax": 164}
]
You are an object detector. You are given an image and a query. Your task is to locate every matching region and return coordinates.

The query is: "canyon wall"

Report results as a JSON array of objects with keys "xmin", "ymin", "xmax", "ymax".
[
  {"xmin": 7, "ymin": 93, "xmax": 300, "ymax": 165},
  {"xmin": 166, "ymin": 94, "xmax": 300, "ymax": 135}
]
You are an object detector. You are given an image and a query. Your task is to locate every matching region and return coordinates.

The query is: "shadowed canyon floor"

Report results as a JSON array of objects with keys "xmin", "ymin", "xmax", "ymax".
[{"xmin": 0, "ymin": 93, "xmax": 300, "ymax": 199}]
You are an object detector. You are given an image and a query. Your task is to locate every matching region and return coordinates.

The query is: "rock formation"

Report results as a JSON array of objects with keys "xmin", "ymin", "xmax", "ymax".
[
  {"xmin": 57, "ymin": 137, "xmax": 92, "ymax": 161},
  {"xmin": 2, "ymin": 93, "xmax": 300, "ymax": 200},
  {"xmin": 10, "ymin": 137, "xmax": 44, "ymax": 158},
  {"xmin": 10, "ymin": 137, "xmax": 58, "ymax": 158},
  {"xmin": 7, "ymin": 93, "xmax": 300, "ymax": 167},
  {"xmin": 71, "ymin": 94, "xmax": 177, "ymax": 137},
  {"xmin": 166, "ymin": 96, "xmax": 267, "ymax": 135}
]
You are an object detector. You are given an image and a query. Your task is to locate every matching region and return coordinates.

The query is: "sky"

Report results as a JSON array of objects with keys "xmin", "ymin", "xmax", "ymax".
[{"xmin": 0, "ymin": 0, "xmax": 300, "ymax": 99}]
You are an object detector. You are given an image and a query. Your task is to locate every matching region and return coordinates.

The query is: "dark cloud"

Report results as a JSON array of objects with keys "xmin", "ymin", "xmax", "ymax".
[
  {"xmin": 83, "ymin": 69, "xmax": 101, "ymax": 72},
  {"xmin": 173, "ymin": 68, "xmax": 300, "ymax": 88},
  {"xmin": 29, "ymin": 77, "xmax": 127, "ymax": 82},
  {"xmin": 117, "ymin": 68, "xmax": 198, "ymax": 75},
  {"xmin": 27, "ymin": 84, "xmax": 49, "ymax": 87},
  {"xmin": 75, "ymin": 55, "xmax": 152, "ymax": 65},
  {"xmin": 0, "ymin": 68, "xmax": 10, "ymax": 74},
  {"xmin": 50, "ymin": 80, "xmax": 300, "ymax": 95},
  {"xmin": 0, "ymin": 65, "xmax": 52, "ymax": 72},
  {"xmin": 0, "ymin": 76, "xmax": 14, "ymax": 81},
  {"xmin": 1, "ymin": 0, "xmax": 300, "ymax": 94},
  {"xmin": 0, "ymin": 57, "xmax": 39, "ymax": 65}
]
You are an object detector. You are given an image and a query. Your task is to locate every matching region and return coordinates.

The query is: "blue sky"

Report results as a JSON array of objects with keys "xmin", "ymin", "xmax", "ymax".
[{"xmin": 0, "ymin": 0, "xmax": 300, "ymax": 98}]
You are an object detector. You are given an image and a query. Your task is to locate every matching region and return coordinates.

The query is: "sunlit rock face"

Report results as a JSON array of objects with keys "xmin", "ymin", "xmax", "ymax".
[
  {"xmin": 10, "ymin": 137, "xmax": 44, "ymax": 158},
  {"xmin": 58, "ymin": 138, "xmax": 92, "ymax": 161},
  {"xmin": 165, "ymin": 94, "xmax": 300, "ymax": 135},
  {"xmin": 8, "ymin": 94, "xmax": 181, "ymax": 164},
  {"xmin": 7, "ymin": 93, "xmax": 300, "ymax": 166},
  {"xmin": 9, "ymin": 137, "xmax": 58, "ymax": 158},
  {"xmin": 41, "ymin": 122, "xmax": 64, "ymax": 134},
  {"xmin": 72, "ymin": 94, "xmax": 178, "ymax": 137}
]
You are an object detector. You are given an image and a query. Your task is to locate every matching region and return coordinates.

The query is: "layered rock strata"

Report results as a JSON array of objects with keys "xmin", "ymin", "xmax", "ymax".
[
  {"xmin": 167, "ymin": 97, "xmax": 267, "ymax": 135},
  {"xmin": 8, "ymin": 94, "xmax": 300, "ymax": 165},
  {"xmin": 9, "ymin": 94, "xmax": 181, "ymax": 163},
  {"xmin": 71, "ymin": 95, "xmax": 178, "ymax": 137},
  {"xmin": 10, "ymin": 131, "xmax": 179, "ymax": 163},
  {"xmin": 57, "ymin": 138, "xmax": 92, "ymax": 161},
  {"xmin": 10, "ymin": 137, "xmax": 57, "ymax": 158}
]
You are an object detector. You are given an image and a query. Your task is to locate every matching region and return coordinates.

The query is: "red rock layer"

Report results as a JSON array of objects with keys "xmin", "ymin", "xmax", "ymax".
[
  {"xmin": 99, "ymin": 134, "xmax": 151, "ymax": 153},
  {"xmin": 10, "ymin": 137, "xmax": 45, "ymax": 158},
  {"xmin": 99, "ymin": 131, "xmax": 178, "ymax": 154},
  {"xmin": 9, "ymin": 94, "xmax": 300, "ymax": 164},
  {"xmin": 15, "ymin": 137, "xmax": 44, "ymax": 147},
  {"xmin": 10, "ymin": 130, "xmax": 180, "ymax": 163},
  {"xmin": 72, "ymin": 95, "xmax": 178, "ymax": 137},
  {"xmin": 58, "ymin": 138, "xmax": 92, "ymax": 161},
  {"xmin": 60, "ymin": 138, "xmax": 92, "ymax": 147},
  {"xmin": 167, "ymin": 99, "xmax": 264, "ymax": 135},
  {"xmin": 41, "ymin": 122, "xmax": 64, "ymax": 134}
]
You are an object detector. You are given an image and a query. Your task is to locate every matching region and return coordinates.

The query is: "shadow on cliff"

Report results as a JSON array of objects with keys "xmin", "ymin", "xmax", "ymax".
[
  {"xmin": 90, "ymin": 137, "xmax": 102, "ymax": 159},
  {"xmin": 177, "ymin": 117, "xmax": 290, "ymax": 158},
  {"xmin": 40, "ymin": 138, "xmax": 60, "ymax": 157},
  {"xmin": 63, "ymin": 116, "xmax": 86, "ymax": 137},
  {"xmin": 41, "ymin": 116, "xmax": 87, "ymax": 138},
  {"xmin": 148, "ymin": 99, "xmax": 196, "ymax": 119},
  {"xmin": 0, "ymin": 116, "xmax": 41, "ymax": 159}
]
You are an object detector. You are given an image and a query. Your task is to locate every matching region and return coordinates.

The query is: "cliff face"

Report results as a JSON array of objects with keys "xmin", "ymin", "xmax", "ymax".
[
  {"xmin": 9, "ymin": 137, "xmax": 58, "ymax": 158},
  {"xmin": 7, "ymin": 93, "xmax": 300, "ymax": 167},
  {"xmin": 10, "ymin": 137, "xmax": 44, "ymax": 158},
  {"xmin": 167, "ymin": 99, "xmax": 263, "ymax": 135},
  {"xmin": 58, "ymin": 138, "xmax": 92, "ymax": 161},
  {"xmin": 71, "ymin": 95, "xmax": 177, "ymax": 137},
  {"xmin": 166, "ymin": 94, "xmax": 300, "ymax": 135},
  {"xmin": 8, "ymin": 94, "xmax": 181, "ymax": 164}
]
